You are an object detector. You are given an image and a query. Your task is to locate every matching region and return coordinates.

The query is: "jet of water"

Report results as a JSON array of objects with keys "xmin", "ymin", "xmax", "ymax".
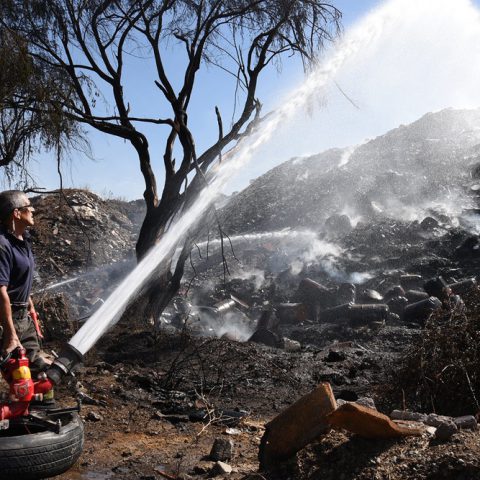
[{"xmin": 68, "ymin": 0, "xmax": 441, "ymax": 355}]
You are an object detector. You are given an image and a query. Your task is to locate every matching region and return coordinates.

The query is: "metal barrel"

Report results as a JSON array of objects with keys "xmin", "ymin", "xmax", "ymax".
[
  {"xmin": 447, "ymin": 278, "xmax": 477, "ymax": 295},
  {"xmin": 405, "ymin": 289, "xmax": 429, "ymax": 303},
  {"xmin": 402, "ymin": 296, "xmax": 442, "ymax": 324},
  {"xmin": 423, "ymin": 276, "xmax": 450, "ymax": 300},
  {"xmin": 347, "ymin": 304, "xmax": 389, "ymax": 323},
  {"xmin": 320, "ymin": 303, "xmax": 352, "ymax": 322}
]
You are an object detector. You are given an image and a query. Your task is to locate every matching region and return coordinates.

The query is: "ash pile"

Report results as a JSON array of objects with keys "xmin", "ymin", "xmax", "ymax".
[{"xmin": 160, "ymin": 108, "xmax": 480, "ymax": 352}]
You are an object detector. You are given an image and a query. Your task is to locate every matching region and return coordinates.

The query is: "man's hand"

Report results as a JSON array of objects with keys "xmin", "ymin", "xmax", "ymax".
[{"xmin": 2, "ymin": 333, "xmax": 22, "ymax": 355}]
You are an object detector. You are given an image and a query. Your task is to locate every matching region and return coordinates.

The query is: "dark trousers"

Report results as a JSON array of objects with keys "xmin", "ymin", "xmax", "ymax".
[{"xmin": 12, "ymin": 309, "xmax": 41, "ymax": 365}]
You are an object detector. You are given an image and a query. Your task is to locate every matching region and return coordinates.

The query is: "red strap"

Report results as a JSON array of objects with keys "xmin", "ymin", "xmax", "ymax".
[{"xmin": 29, "ymin": 311, "xmax": 44, "ymax": 340}]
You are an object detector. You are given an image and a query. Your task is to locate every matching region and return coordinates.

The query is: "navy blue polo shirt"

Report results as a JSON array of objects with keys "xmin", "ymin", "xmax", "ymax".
[{"xmin": 0, "ymin": 229, "xmax": 34, "ymax": 303}]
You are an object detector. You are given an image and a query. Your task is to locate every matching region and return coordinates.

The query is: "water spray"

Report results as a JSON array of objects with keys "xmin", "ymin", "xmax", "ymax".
[{"xmin": 66, "ymin": 1, "xmax": 403, "ymax": 357}]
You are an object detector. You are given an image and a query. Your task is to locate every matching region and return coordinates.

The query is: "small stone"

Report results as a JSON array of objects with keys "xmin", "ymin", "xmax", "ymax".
[
  {"xmin": 85, "ymin": 411, "xmax": 103, "ymax": 422},
  {"xmin": 325, "ymin": 350, "xmax": 346, "ymax": 362},
  {"xmin": 209, "ymin": 438, "xmax": 234, "ymax": 462},
  {"xmin": 390, "ymin": 410, "xmax": 428, "ymax": 423},
  {"xmin": 454, "ymin": 415, "xmax": 478, "ymax": 430},
  {"xmin": 355, "ymin": 397, "xmax": 376, "ymax": 410},
  {"xmin": 434, "ymin": 421, "xmax": 458, "ymax": 441},
  {"xmin": 210, "ymin": 461, "xmax": 233, "ymax": 476},
  {"xmin": 193, "ymin": 464, "xmax": 212, "ymax": 475},
  {"xmin": 426, "ymin": 413, "xmax": 453, "ymax": 428},
  {"xmin": 283, "ymin": 337, "xmax": 301, "ymax": 352}
]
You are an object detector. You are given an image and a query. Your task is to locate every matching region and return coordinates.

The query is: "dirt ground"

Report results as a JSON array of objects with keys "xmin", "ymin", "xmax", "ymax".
[
  {"xmin": 45, "ymin": 315, "xmax": 480, "ymax": 480},
  {"xmin": 13, "ymin": 188, "xmax": 480, "ymax": 479}
]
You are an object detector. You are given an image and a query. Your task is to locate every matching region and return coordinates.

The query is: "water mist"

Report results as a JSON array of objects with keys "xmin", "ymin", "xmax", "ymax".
[{"xmin": 69, "ymin": 0, "xmax": 480, "ymax": 355}]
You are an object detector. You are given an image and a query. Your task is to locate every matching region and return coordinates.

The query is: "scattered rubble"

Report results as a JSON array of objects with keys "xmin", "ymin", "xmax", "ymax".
[{"xmin": 20, "ymin": 108, "xmax": 480, "ymax": 479}]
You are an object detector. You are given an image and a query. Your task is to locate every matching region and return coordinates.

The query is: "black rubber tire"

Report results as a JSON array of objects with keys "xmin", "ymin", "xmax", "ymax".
[{"xmin": 0, "ymin": 412, "xmax": 84, "ymax": 479}]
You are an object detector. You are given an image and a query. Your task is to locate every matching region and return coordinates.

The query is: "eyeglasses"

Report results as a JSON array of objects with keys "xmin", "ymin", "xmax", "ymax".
[{"xmin": 18, "ymin": 205, "xmax": 35, "ymax": 213}]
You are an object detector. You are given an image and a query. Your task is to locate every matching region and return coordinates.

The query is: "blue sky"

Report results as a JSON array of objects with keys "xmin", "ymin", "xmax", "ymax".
[{"xmin": 26, "ymin": 0, "xmax": 480, "ymax": 200}]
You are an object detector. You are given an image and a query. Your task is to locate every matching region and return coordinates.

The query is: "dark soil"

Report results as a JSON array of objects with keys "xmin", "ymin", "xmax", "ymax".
[{"xmin": 6, "ymin": 115, "xmax": 480, "ymax": 480}]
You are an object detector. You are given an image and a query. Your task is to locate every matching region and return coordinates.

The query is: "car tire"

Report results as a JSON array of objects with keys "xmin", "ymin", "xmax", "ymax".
[{"xmin": 0, "ymin": 412, "xmax": 84, "ymax": 479}]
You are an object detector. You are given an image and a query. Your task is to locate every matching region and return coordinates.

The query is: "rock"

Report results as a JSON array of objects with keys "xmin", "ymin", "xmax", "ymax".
[
  {"xmin": 282, "ymin": 337, "xmax": 301, "ymax": 352},
  {"xmin": 209, "ymin": 438, "xmax": 234, "ymax": 462},
  {"xmin": 336, "ymin": 397, "xmax": 376, "ymax": 410},
  {"xmin": 328, "ymin": 403, "xmax": 424, "ymax": 439},
  {"xmin": 426, "ymin": 413, "xmax": 454, "ymax": 428},
  {"xmin": 420, "ymin": 217, "xmax": 439, "ymax": 230},
  {"xmin": 454, "ymin": 415, "xmax": 478, "ymax": 430},
  {"xmin": 355, "ymin": 397, "xmax": 376, "ymax": 410},
  {"xmin": 210, "ymin": 461, "xmax": 233, "ymax": 476},
  {"xmin": 259, "ymin": 383, "xmax": 337, "ymax": 469},
  {"xmin": 325, "ymin": 350, "xmax": 346, "ymax": 362},
  {"xmin": 72, "ymin": 204, "xmax": 97, "ymax": 219},
  {"xmin": 390, "ymin": 410, "xmax": 428, "ymax": 423},
  {"xmin": 85, "ymin": 411, "xmax": 103, "ymax": 422},
  {"xmin": 434, "ymin": 421, "xmax": 458, "ymax": 441},
  {"xmin": 193, "ymin": 463, "xmax": 214, "ymax": 475},
  {"xmin": 324, "ymin": 214, "xmax": 353, "ymax": 236}
]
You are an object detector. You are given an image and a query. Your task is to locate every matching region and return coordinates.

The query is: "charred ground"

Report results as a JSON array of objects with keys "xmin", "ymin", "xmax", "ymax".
[{"xmin": 15, "ymin": 108, "xmax": 480, "ymax": 479}]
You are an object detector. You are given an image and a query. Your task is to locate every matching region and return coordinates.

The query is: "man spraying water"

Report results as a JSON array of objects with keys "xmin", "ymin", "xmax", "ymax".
[{"xmin": 0, "ymin": 190, "xmax": 50, "ymax": 375}]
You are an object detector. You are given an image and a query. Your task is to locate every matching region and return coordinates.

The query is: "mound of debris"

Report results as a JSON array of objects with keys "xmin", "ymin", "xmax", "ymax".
[
  {"xmin": 29, "ymin": 189, "xmax": 144, "ymax": 321},
  {"xmin": 221, "ymin": 108, "xmax": 480, "ymax": 234},
  {"xmin": 14, "ymin": 110, "xmax": 480, "ymax": 479},
  {"xmin": 30, "ymin": 189, "xmax": 143, "ymax": 276}
]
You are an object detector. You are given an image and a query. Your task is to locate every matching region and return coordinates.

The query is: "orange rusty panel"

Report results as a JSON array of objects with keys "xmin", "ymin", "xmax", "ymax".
[
  {"xmin": 328, "ymin": 402, "xmax": 424, "ymax": 439},
  {"xmin": 259, "ymin": 383, "xmax": 337, "ymax": 469}
]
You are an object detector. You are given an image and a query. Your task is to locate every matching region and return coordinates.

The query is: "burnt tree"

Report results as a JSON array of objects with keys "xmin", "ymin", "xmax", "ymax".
[{"xmin": 0, "ymin": 0, "xmax": 341, "ymax": 315}]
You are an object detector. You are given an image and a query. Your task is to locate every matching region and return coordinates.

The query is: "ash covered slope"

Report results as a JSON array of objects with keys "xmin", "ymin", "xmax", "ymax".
[
  {"xmin": 222, "ymin": 108, "xmax": 480, "ymax": 234},
  {"xmin": 30, "ymin": 190, "xmax": 143, "ymax": 276},
  {"xmin": 27, "ymin": 190, "xmax": 145, "ymax": 323}
]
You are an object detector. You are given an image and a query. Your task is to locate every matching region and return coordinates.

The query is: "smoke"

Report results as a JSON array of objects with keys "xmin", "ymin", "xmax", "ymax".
[
  {"xmin": 214, "ymin": 311, "xmax": 255, "ymax": 342},
  {"xmin": 338, "ymin": 145, "xmax": 358, "ymax": 167},
  {"xmin": 232, "ymin": 267, "xmax": 266, "ymax": 290},
  {"xmin": 233, "ymin": 0, "xmax": 480, "ymax": 196}
]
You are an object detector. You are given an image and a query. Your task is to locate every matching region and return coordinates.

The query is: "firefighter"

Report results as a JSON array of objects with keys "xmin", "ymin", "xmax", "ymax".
[{"xmin": 0, "ymin": 190, "xmax": 49, "ymax": 373}]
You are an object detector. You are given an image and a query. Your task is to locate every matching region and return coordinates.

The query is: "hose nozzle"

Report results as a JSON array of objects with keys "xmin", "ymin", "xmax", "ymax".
[{"xmin": 46, "ymin": 344, "xmax": 84, "ymax": 385}]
